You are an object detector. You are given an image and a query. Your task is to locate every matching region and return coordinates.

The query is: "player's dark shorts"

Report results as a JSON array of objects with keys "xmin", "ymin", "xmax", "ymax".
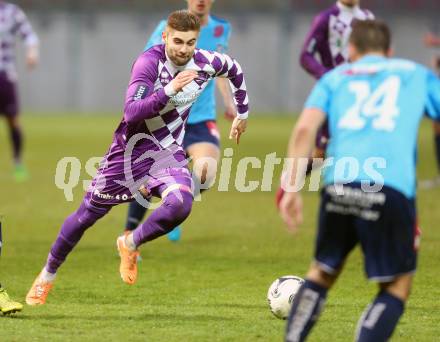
[
  {"xmin": 315, "ymin": 120, "xmax": 329, "ymax": 150},
  {"xmin": 315, "ymin": 183, "xmax": 418, "ymax": 282},
  {"xmin": 183, "ymin": 120, "xmax": 220, "ymax": 150},
  {"xmin": 0, "ymin": 71, "xmax": 19, "ymax": 118}
]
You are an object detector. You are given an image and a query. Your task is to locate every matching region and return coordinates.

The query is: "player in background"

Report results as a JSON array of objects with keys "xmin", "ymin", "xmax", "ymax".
[
  {"xmin": 276, "ymin": 0, "xmax": 374, "ymax": 208},
  {"xmin": 300, "ymin": 0, "xmax": 374, "ymax": 80},
  {"xmin": 300, "ymin": 0, "xmax": 374, "ymax": 158},
  {"xmin": 422, "ymin": 31, "xmax": 440, "ymax": 187},
  {"xmin": 279, "ymin": 20, "xmax": 440, "ymax": 341},
  {"xmin": 26, "ymin": 10, "xmax": 249, "ymax": 305},
  {"xmin": 0, "ymin": 1, "xmax": 39, "ymax": 181},
  {"xmin": 0, "ymin": 219, "xmax": 23, "ymax": 315},
  {"xmin": 124, "ymin": 0, "xmax": 235, "ymax": 242}
]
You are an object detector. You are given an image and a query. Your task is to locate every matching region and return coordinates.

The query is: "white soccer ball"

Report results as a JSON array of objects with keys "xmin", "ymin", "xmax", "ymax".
[{"xmin": 267, "ymin": 275, "xmax": 304, "ymax": 319}]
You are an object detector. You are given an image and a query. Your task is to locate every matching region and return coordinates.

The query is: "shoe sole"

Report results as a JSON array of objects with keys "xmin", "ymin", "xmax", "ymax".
[{"xmin": 1, "ymin": 308, "xmax": 22, "ymax": 315}]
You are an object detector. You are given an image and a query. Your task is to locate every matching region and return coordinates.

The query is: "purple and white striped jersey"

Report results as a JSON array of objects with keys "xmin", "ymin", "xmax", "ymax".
[
  {"xmin": 300, "ymin": 2, "xmax": 374, "ymax": 79},
  {"xmin": 115, "ymin": 44, "xmax": 249, "ymax": 150},
  {"xmin": 0, "ymin": 1, "xmax": 38, "ymax": 78}
]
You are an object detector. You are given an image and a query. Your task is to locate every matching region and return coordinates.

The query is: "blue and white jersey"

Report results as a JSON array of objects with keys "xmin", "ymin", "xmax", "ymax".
[
  {"xmin": 145, "ymin": 15, "xmax": 231, "ymax": 124},
  {"xmin": 305, "ymin": 55, "xmax": 440, "ymax": 198}
]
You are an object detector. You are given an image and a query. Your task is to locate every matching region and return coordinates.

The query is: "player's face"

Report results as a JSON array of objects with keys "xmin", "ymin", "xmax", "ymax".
[
  {"xmin": 164, "ymin": 28, "xmax": 199, "ymax": 66},
  {"xmin": 339, "ymin": 0, "xmax": 359, "ymax": 7},
  {"xmin": 187, "ymin": 0, "xmax": 213, "ymax": 17}
]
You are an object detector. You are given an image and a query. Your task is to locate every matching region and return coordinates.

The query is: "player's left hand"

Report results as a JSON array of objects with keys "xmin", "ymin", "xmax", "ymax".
[
  {"xmin": 229, "ymin": 117, "xmax": 247, "ymax": 144},
  {"xmin": 26, "ymin": 46, "xmax": 39, "ymax": 70},
  {"xmin": 224, "ymin": 101, "xmax": 237, "ymax": 121},
  {"xmin": 279, "ymin": 191, "xmax": 303, "ymax": 233}
]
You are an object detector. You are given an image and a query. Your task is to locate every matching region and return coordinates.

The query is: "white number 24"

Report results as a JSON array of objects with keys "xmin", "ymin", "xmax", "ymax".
[{"xmin": 338, "ymin": 76, "xmax": 401, "ymax": 131}]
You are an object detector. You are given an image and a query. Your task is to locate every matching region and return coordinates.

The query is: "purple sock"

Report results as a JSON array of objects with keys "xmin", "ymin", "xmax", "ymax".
[
  {"xmin": 10, "ymin": 126, "xmax": 22, "ymax": 164},
  {"xmin": 45, "ymin": 202, "xmax": 110, "ymax": 274},
  {"xmin": 133, "ymin": 191, "xmax": 193, "ymax": 246}
]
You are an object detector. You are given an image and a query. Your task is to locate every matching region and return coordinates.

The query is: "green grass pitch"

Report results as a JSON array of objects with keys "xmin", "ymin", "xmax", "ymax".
[{"xmin": 0, "ymin": 114, "xmax": 439, "ymax": 341}]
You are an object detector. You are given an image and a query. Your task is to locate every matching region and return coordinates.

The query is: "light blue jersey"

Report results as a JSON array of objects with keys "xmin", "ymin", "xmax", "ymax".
[
  {"xmin": 145, "ymin": 15, "xmax": 231, "ymax": 124},
  {"xmin": 305, "ymin": 55, "xmax": 440, "ymax": 198}
]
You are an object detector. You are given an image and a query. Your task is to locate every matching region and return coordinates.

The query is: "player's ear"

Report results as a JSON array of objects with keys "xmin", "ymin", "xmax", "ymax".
[
  {"xmin": 386, "ymin": 47, "xmax": 394, "ymax": 58},
  {"xmin": 347, "ymin": 44, "xmax": 357, "ymax": 62},
  {"xmin": 162, "ymin": 30, "xmax": 166, "ymax": 43}
]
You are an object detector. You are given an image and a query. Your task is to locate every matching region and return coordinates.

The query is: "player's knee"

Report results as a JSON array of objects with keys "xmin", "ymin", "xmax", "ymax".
[
  {"xmin": 192, "ymin": 155, "xmax": 218, "ymax": 190},
  {"xmin": 195, "ymin": 167, "xmax": 216, "ymax": 187},
  {"xmin": 433, "ymin": 121, "xmax": 440, "ymax": 135},
  {"xmin": 77, "ymin": 203, "xmax": 109, "ymax": 227},
  {"xmin": 306, "ymin": 263, "xmax": 339, "ymax": 289},
  {"xmin": 164, "ymin": 190, "xmax": 193, "ymax": 224},
  {"xmin": 6, "ymin": 116, "xmax": 19, "ymax": 129},
  {"xmin": 380, "ymin": 273, "xmax": 413, "ymax": 301}
]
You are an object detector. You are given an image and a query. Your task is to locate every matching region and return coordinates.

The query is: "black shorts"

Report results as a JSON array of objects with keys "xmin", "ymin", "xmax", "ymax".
[
  {"xmin": 315, "ymin": 183, "xmax": 418, "ymax": 282},
  {"xmin": 183, "ymin": 120, "xmax": 220, "ymax": 150},
  {"xmin": 0, "ymin": 72, "xmax": 19, "ymax": 118}
]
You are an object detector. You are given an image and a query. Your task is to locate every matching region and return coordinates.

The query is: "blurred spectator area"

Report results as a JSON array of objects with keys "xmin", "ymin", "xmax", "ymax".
[
  {"xmin": 8, "ymin": 0, "xmax": 440, "ymax": 113},
  {"xmin": 12, "ymin": 0, "xmax": 440, "ymax": 12}
]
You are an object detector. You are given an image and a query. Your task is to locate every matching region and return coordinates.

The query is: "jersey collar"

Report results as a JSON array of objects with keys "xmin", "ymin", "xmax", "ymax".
[
  {"xmin": 357, "ymin": 54, "xmax": 387, "ymax": 64},
  {"xmin": 336, "ymin": 1, "xmax": 360, "ymax": 13}
]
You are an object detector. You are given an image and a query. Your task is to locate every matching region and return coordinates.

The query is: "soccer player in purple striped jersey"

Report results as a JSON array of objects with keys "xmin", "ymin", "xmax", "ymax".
[
  {"xmin": 300, "ymin": 0, "xmax": 374, "ymax": 80},
  {"xmin": 276, "ymin": 0, "xmax": 374, "ymax": 209},
  {"xmin": 301, "ymin": 0, "xmax": 374, "ymax": 154},
  {"xmin": 0, "ymin": 1, "xmax": 39, "ymax": 181},
  {"xmin": 26, "ymin": 10, "xmax": 249, "ymax": 305},
  {"xmin": 125, "ymin": 0, "xmax": 234, "ymax": 243}
]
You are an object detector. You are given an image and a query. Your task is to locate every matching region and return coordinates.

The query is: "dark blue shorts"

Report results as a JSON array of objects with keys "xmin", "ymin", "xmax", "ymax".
[
  {"xmin": 315, "ymin": 183, "xmax": 418, "ymax": 282},
  {"xmin": 0, "ymin": 72, "xmax": 18, "ymax": 118},
  {"xmin": 183, "ymin": 120, "xmax": 220, "ymax": 150}
]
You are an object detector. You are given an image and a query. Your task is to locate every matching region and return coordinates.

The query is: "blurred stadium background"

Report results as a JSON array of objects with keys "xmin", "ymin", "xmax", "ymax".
[
  {"xmin": 12, "ymin": 0, "xmax": 440, "ymax": 114},
  {"xmin": 1, "ymin": 1, "xmax": 440, "ymax": 340}
]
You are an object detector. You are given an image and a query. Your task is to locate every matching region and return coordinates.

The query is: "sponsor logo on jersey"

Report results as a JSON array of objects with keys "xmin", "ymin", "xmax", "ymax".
[
  {"xmin": 133, "ymin": 85, "xmax": 148, "ymax": 100},
  {"xmin": 214, "ymin": 25, "xmax": 224, "ymax": 37},
  {"xmin": 160, "ymin": 70, "xmax": 171, "ymax": 85},
  {"xmin": 170, "ymin": 91, "xmax": 199, "ymax": 106}
]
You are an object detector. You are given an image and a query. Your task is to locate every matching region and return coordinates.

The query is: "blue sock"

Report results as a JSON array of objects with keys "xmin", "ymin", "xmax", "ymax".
[
  {"xmin": 285, "ymin": 280, "xmax": 328, "ymax": 342},
  {"xmin": 125, "ymin": 200, "xmax": 148, "ymax": 231},
  {"xmin": 435, "ymin": 134, "xmax": 440, "ymax": 173},
  {"xmin": 355, "ymin": 291, "xmax": 404, "ymax": 342}
]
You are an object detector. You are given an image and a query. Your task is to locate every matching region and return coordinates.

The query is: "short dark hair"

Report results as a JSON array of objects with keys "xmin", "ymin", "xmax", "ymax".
[
  {"xmin": 349, "ymin": 20, "xmax": 391, "ymax": 54},
  {"xmin": 167, "ymin": 10, "xmax": 201, "ymax": 32}
]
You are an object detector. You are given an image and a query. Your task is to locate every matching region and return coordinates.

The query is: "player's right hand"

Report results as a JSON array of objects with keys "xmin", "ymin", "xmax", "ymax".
[
  {"xmin": 229, "ymin": 117, "xmax": 247, "ymax": 145},
  {"xmin": 279, "ymin": 191, "xmax": 303, "ymax": 233},
  {"xmin": 170, "ymin": 70, "xmax": 198, "ymax": 93}
]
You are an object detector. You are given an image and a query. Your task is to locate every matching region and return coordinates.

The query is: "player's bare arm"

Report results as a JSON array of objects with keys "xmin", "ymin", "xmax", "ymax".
[{"xmin": 216, "ymin": 77, "xmax": 237, "ymax": 121}]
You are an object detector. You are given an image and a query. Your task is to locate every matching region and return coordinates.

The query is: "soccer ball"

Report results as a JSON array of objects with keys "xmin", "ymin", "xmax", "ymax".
[{"xmin": 267, "ymin": 275, "xmax": 304, "ymax": 319}]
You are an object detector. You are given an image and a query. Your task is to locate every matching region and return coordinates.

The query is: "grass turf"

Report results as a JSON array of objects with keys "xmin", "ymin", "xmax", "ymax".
[{"xmin": 0, "ymin": 114, "xmax": 439, "ymax": 341}]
